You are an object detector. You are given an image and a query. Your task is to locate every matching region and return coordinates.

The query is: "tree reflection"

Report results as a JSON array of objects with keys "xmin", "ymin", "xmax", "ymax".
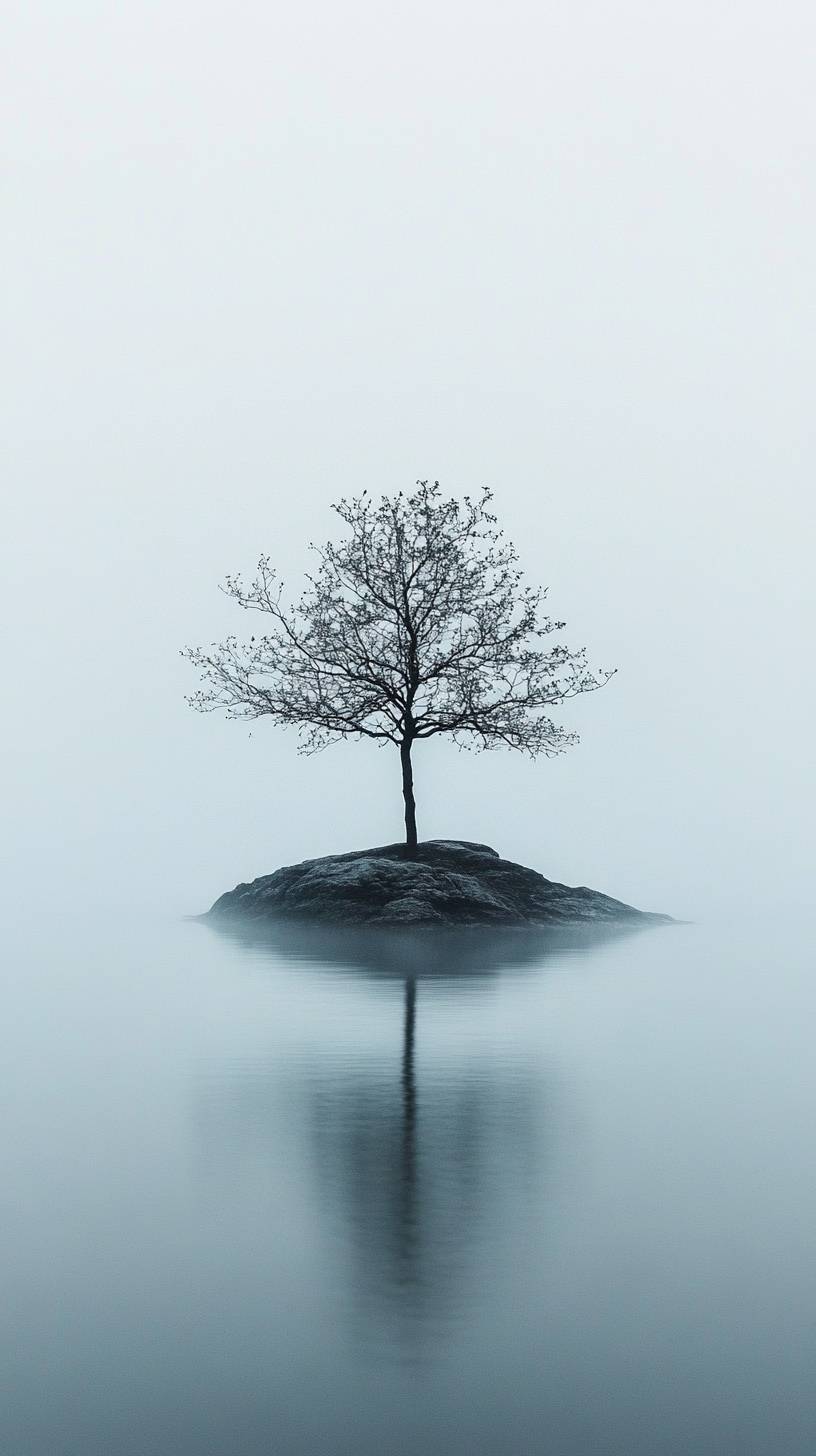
[
  {"xmin": 401, "ymin": 977, "xmax": 418, "ymax": 1271},
  {"xmin": 303, "ymin": 974, "xmax": 542, "ymax": 1348},
  {"xmin": 198, "ymin": 919, "xmax": 647, "ymax": 1349}
]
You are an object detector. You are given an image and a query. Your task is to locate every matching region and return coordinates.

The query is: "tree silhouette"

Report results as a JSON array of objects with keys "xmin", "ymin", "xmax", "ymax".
[{"xmin": 183, "ymin": 481, "xmax": 613, "ymax": 849}]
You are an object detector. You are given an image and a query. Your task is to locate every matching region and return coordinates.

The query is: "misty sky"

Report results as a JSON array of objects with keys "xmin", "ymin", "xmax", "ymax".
[{"xmin": 3, "ymin": 1, "xmax": 814, "ymax": 921}]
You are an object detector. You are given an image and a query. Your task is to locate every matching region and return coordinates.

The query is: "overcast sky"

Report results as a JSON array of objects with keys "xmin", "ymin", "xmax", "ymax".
[{"xmin": 3, "ymin": 0, "xmax": 814, "ymax": 921}]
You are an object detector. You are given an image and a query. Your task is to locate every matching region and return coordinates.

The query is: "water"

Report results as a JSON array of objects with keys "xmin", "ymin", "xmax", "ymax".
[{"xmin": 3, "ymin": 910, "xmax": 814, "ymax": 1455}]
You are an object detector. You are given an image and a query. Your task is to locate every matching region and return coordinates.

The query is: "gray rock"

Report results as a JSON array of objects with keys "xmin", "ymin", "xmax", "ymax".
[{"xmin": 207, "ymin": 840, "xmax": 670, "ymax": 927}]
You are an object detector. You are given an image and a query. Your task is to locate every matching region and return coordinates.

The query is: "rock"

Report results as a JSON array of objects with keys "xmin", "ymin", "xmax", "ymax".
[{"xmin": 207, "ymin": 840, "xmax": 671, "ymax": 928}]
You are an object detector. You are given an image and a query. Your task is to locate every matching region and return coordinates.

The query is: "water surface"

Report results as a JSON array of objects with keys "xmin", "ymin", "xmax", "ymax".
[{"xmin": 3, "ymin": 911, "xmax": 814, "ymax": 1454}]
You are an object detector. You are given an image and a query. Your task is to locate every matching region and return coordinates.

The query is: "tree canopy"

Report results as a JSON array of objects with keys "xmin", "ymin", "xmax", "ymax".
[{"xmin": 183, "ymin": 481, "xmax": 613, "ymax": 847}]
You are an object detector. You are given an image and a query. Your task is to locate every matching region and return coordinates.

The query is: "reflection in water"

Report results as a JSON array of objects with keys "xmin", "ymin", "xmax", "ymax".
[
  {"xmin": 196, "ymin": 921, "xmax": 600, "ymax": 1350},
  {"xmin": 303, "ymin": 977, "xmax": 542, "ymax": 1349},
  {"xmin": 206, "ymin": 915, "xmax": 646, "ymax": 979},
  {"xmin": 401, "ymin": 977, "xmax": 417, "ymax": 1281},
  {"xmin": 7, "ymin": 911, "xmax": 814, "ymax": 1455}
]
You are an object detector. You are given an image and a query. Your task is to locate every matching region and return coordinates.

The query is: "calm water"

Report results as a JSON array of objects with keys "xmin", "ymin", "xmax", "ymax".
[{"xmin": 3, "ymin": 910, "xmax": 814, "ymax": 1455}]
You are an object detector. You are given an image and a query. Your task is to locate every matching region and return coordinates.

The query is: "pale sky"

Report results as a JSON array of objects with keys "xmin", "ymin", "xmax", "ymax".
[{"xmin": 3, "ymin": 0, "xmax": 814, "ymax": 920}]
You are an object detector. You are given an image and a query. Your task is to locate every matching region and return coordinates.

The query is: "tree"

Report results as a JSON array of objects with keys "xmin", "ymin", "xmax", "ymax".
[{"xmin": 182, "ymin": 481, "xmax": 613, "ymax": 851}]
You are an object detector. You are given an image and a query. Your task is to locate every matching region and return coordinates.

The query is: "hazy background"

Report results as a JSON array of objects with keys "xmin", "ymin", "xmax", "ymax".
[{"xmin": 3, "ymin": 0, "xmax": 814, "ymax": 923}]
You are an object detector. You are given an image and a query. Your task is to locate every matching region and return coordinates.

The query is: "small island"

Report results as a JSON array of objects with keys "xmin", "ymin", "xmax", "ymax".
[
  {"xmin": 187, "ymin": 484, "xmax": 671, "ymax": 933},
  {"xmin": 207, "ymin": 839, "xmax": 670, "ymax": 928}
]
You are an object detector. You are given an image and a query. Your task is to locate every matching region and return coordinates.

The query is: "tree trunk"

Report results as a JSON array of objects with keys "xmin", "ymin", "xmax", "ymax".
[{"xmin": 400, "ymin": 738, "xmax": 418, "ymax": 851}]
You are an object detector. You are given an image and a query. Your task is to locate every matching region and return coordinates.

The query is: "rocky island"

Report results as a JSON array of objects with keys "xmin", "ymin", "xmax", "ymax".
[{"xmin": 207, "ymin": 839, "xmax": 670, "ymax": 928}]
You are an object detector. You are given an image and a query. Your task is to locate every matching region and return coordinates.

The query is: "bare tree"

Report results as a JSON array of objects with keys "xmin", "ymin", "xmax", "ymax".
[{"xmin": 183, "ymin": 482, "xmax": 614, "ymax": 850}]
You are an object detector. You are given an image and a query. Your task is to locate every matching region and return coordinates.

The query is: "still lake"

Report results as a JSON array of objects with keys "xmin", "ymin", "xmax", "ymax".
[{"xmin": 3, "ymin": 909, "xmax": 814, "ymax": 1455}]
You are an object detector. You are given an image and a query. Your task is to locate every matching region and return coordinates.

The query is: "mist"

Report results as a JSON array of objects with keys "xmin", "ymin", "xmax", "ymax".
[
  {"xmin": 5, "ymin": 14, "xmax": 816, "ymax": 1452},
  {"xmin": 4, "ymin": 0, "xmax": 813, "ymax": 923}
]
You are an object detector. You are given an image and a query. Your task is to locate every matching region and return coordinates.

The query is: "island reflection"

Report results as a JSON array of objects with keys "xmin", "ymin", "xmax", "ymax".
[{"xmin": 205, "ymin": 915, "xmax": 644, "ymax": 979}]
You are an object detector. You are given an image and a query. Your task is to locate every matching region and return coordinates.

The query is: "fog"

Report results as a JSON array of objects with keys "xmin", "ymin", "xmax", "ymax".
[{"xmin": 4, "ymin": 0, "xmax": 814, "ymax": 922}]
